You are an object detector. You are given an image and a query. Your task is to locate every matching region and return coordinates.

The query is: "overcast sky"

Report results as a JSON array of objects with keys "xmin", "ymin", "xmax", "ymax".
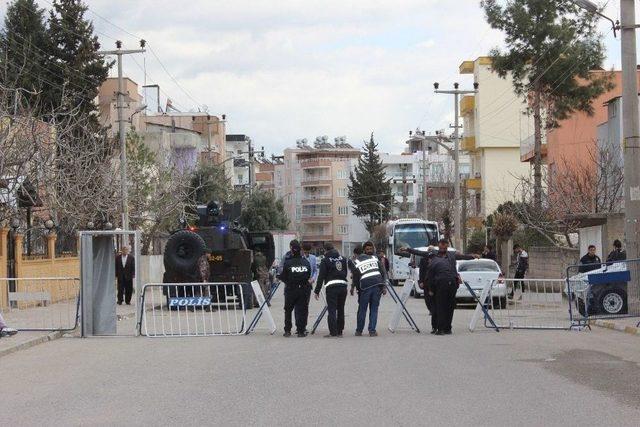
[{"xmin": 4, "ymin": 1, "xmax": 628, "ymax": 154}]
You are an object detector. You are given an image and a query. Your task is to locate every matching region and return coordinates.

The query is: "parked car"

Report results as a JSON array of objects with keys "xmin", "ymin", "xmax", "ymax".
[
  {"xmin": 566, "ymin": 261, "xmax": 629, "ymax": 316},
  {"xmin": 408, "ymin": 251, "xmax": 506, "ymax": 308}
]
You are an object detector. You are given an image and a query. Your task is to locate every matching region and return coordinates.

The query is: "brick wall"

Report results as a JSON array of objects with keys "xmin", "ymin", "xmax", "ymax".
[{"xmin": 528, "ymin": 246, "xmax": 580, "ymax": 279}]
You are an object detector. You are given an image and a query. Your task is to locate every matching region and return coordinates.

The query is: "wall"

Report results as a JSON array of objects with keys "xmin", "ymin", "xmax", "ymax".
[
  {"xmin": 528, "ymin": 246, "xmax": 580, "ymax": 279},
  {"xmin": 481, "ymin": 147, "xmax": 531, "ymax": 215}
]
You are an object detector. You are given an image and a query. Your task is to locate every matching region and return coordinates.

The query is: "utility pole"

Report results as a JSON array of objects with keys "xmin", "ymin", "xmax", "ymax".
[
  {"xmin": 434, "ymin": 82, "xmax": 478, "ymax": 249},
  {"xmin": 621, "ymin": 0, "xmax": 640, "ymax": 309},
  {"xmin": 391, "ymin": 164, "xmax": 415, "ymax": 218},
  {"xmin": 422, "ymin": 138, "xmax": 428, "ymax": 219},
  {"xmin": 99, "ymin": 40, "xmax": 146, "ymax": 231}
]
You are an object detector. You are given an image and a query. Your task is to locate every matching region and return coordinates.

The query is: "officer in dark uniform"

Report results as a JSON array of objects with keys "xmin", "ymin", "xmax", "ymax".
[
  {"xmin": 314, "ymin": 242, "xmax": 348, "ymax": 338},
  {"xmin": 401, "ymin": 239, "xmax": 476, "ymax": 335},
  {"xmin": 349, "ymin": 241, "xmax": 387, "ymax": 337},
  {"xmin": 277, "ymin": 240, "xmax": 312, "ymax": 337}
]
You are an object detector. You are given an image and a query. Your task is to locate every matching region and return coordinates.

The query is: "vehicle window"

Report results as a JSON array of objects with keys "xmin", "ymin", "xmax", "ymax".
[
  {"xmin": 394, "ymin": 224, "xmax": 438, "ymax": 248},
  {"xmin": 458, "ymin": 260, "xmax": 499, "ymax": 272}
]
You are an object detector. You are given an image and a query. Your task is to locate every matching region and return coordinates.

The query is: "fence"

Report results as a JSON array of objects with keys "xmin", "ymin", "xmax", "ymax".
[
  {"xmin": 566, "ymin": 258, "xmax": 640, "ymax": 325},
  {"xmin": 470, "ymin": 278, "xmax": 572, "ymax": 330},
  {"xmin": 0, "ymin": 277, "xmax": 80, "ymax": 331},
  {"xmin": 139, "ymin": 283, "xmax": 247, "ymax": 337}
]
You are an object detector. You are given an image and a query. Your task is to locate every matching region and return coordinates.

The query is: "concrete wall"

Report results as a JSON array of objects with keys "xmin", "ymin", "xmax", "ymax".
[{"xmin": 528, "ymin": 246, "xmax": 580, "ymax": 279}]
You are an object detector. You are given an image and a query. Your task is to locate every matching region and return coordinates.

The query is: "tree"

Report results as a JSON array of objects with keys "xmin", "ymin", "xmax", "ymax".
[
  {"xmin": 348, "ymin": 133, "xmax": 393, "ymax": 232},
  {"xmin": 0, "ymin": 0, "xmax": 51, "ymax": 110},
  {"xmin": 126, "ymin": 131, "xmax": 196, "ymax": 254},
  {"xmin": 189, "ymin": 163, "xmax": 231, "ymax": 206},
  {"xmin": 482, "ymin": 0, "xmax": 613, "ymax": 209},
  {"xmin": 239, "ymin": 191, "xmax": 289, "ymax": 231},
  {"xmin": 48, "ymin": 0, "xmax": 110, "ymax": 125}
]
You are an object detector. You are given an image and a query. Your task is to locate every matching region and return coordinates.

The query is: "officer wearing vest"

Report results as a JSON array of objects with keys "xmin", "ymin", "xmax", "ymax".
[
  {"xmin": 314, "ymin": 242, "xmax": 348, "ymax": 338},
  {"xmin": 349, "ymin": 241, "xmax": 388, "ymax": 337},
  {"xmin": 277, "ymin": 240, "xmax": 312, "ymax": 337}
]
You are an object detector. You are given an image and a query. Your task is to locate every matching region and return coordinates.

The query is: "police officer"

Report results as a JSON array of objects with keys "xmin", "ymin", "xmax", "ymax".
[
  {"xmin": 277, "ymin": 240, "xmax": 312, "ymax": 337},
  {"xmin": 401, "ymin": 239, "xmax": 476, "ymax": 335},
  {"xmin": 314, "ymin": 242, "xmax": 348, "ymax": 338},
  {"xmin": 349, "ymin": 241, "xmax": 387, "ymax": 337}
]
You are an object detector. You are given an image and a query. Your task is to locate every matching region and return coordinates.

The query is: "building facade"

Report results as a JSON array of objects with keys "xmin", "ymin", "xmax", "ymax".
[{"xmin": 459, "ymin": 57, "xmax": 532, "ymax": 218}]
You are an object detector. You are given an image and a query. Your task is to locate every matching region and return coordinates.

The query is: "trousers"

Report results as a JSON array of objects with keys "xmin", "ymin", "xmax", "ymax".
[
  {"xmin": 284, "ymin": 285, "xmax": 311, "ymax": 333},
  {"xmin": 433, "ymin": 278, "xmax": 457, "ymax": 332},
  {"xmin": 356, "ymin": 286, "xmax": 382, "ymax": 333},
  {"xmin": 423, "ymin": 287, "xmax": 436, "ymax": 331},
  {"xmin": 117, "ymin": 278, "xmax": 133, "ymax": 304},
  {"xmin": 325, "ymin": 286, "xmax": 347, "ymax": 336}
]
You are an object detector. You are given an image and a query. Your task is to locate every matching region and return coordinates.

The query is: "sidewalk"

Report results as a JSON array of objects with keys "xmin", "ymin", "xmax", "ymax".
[
  {"xmin": 0, "ymin": 302, "xmax": 139, "ymax": 357},
  {"xmin": 591, "ymin": 317, "xmax": 640, "ymax": 337}
]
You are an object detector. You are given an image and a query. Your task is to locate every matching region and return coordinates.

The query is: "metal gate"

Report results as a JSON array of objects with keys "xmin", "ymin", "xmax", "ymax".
[
  {"xmin": 0, "ymin": 277, "xmax": 80, "ymax": 331},
  {"xmin": 139, "ymin": 282, "xmax": 247, "ymax": 337},
  {"xmin": 469, "ymin": 278, "xmax": 572, "ymax": 330}
]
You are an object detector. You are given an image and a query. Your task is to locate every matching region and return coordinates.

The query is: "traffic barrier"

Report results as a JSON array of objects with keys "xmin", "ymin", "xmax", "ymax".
[
  {"xmin": 566, "ymin": 258, "xmax": 640, "ymax": 327},
  {"xmin": 139, "ymin": 282, "xmax": 247, "ymax": 337},
  {"xmin": 469, "ymin": 278, "xmax": 572, "ymax": 330},
  {"xmin": 0, "ymin": 277, "xmax": 80, "ymax": 331},
  {"xmin": 387, "ymin": 279, "xmax": 420, "ymax": 333}
]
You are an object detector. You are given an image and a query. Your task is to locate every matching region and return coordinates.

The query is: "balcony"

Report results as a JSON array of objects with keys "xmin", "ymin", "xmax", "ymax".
[
  {"xmin": 461, "ymin": 136, "xmax": 476, "ymax": 152},
  {"xmin": 465, "ymin": 178, "xmax": 482, "ymax": 190},
  {"xmin": 459, "ymin": 60, "xmax": 475, "ymax": 74},
  {"xmin": 301, "ymin": 177, "xmax": 332, "ymax": 187},
  {"xmin": 301, "ymin": 233, "xmax": 334, "ymax": 241},
  {"xmin": 302, "ymin": 195, "xmax": 332, "ymax": 204},
  {"xmin": 300, "ymin": 159, "xmax": 332, "ymax": 169},
  {"xmin": 460, "ymin": 95, "xmax": 475, "ymax": 116},
  {"xmin": 520, "ymin": 134, "xmax": 548, "ymax": 162}
]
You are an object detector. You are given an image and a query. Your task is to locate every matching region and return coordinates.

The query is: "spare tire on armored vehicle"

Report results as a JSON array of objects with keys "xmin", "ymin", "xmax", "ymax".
[{"xmin": 163, "ymin": 230, "xmax": 207, "ymax": 307}]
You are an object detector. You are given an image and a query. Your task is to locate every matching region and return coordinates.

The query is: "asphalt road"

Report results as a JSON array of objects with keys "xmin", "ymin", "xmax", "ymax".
[{"xmin": 3, "ymin": 290, "xmax": 640, "ymax": 426}]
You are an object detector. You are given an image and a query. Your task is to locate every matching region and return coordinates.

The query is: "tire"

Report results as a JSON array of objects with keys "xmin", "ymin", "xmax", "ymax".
[
  {"xmin": 598, "ymin": 287, "xmax": 627, "ymax": 315},
  {"xmin": 163, "ymin": 230, "xmax": 207, "ymax": 278}
]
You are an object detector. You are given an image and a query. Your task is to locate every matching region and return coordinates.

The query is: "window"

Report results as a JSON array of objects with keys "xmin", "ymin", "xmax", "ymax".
[
  {"xmin": 337, "ymin": 170, "xmax": 349, "ymax": 179},
  {"xmin": 338, "ymin": 206, "xmax": 349, "ymax": 216},
  {"xmin": 237, "ymin": 174, "xmax": 244, "ymax": 183},
  {"xmin": 337, "ymin": 225, "xmax": 349, "ymax": 235},
  {"xmin": 337, "ymin": 188, "xmax": 348, "ymax": 197},
  {"xmin": 296, "ymin": 207, "xmax": 301, "ymax": 220}
]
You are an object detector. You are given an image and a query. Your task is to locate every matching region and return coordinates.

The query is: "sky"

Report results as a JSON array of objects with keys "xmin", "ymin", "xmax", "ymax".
[{"xmin": 2, "ymin": 0, "xmax": 630, "ymax": 155}]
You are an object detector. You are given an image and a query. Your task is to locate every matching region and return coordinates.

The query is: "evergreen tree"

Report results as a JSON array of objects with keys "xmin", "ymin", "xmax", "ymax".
[
  {"xmin": 348, "ymin": 133, "xmax": 393, "ymax": 233},
  {"xmin": 482, "ymin": 0, "xmax": 613, "ymax": 209},
  {"xmin": 0, "ymin": 0, "xmax": 51, "ymax": 110},
  {"xmin": 48, "ymin": 0, "xmax": 110, "ymax": 125},
  {"xmin": 189, "ymin": 163, "xmax": 231, "ymax": 206},
  {"xmin": 239, "ymin": 191, "xmax": 290, "ymax": 231}
]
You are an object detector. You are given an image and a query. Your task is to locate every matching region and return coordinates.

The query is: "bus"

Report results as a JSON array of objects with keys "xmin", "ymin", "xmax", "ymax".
[{"xmin": 385, "ymin": 218, "xmax": 440, "ymax": 286}]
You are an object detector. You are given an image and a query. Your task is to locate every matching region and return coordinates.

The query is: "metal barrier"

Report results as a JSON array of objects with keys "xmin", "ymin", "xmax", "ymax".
[
  {"xmin": 566, "ymin": 258, "xmax": 640, "ymax": 325},
  {"xmin": 139, "ymin": 282, "xmax": 247, "ymax": 337},
  {"xmin": 0, "ymin": 277, "xmax": 80, "ymax": 331},
  {"xmin": 470, "ymin": 278, "xmax": 572, "ymax": 330}
]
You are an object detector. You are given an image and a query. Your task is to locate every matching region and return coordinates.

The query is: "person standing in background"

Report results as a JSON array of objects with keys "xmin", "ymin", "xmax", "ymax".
[
  {"xmin": 314, "ymin": 243, "xmax": 349, "ymax": 338},
  {"xmin": 482, "ymin": 244, "xmax": 497, "ymax": 261},
  {"xmin": 115, "ymin": 246, "xmax": 135, "ymax": 305},
  {"xmin": 513, "ymin": 244, "xmax": 528, "ymax": 291},
  {"xmin": 302, "ymin": 242, "xmax": 319, "ymax": 287},
  {"xmin": 606, "ymin": 239, "xmax": 627, "ymax": 263},
  {"xmin": 278, "ymin": 240, "xmax": 312, "ymax": 337}
]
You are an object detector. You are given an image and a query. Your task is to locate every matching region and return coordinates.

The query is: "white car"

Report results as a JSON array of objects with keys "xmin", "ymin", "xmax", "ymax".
[{"xmin": 408, "ymin": 253, "xmax": 506, "ymax": 308}]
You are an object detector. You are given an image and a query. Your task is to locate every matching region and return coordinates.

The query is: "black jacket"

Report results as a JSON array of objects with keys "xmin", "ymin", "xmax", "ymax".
[
  {"xmin": 115, "ymin": 254, "xmax": 135, "ymax": 283},
  {"xmin": 418, "ymin": 256, "xmax": 430, "ymax": 287},
  {"xmin": 349, "ymin": 254, "xmax": 387, "ymax": 290},
  {"xmin": 277, "ymin": 254, "xmax": 311, "ymax": 288},
  {"xmin": 606, "ymin": 249, "xmax": 627, "ymax": 263},
  {"xmin": 482, "ymin": 251, "xmax": 497, "ymax": 261},
  {"xmin": 579, "ymin": 254, "xmax": 602, "ymax": 273},
  {"xmin": 405, "ymin": 247, "xmax": 474, "ymax": 284},
  {"xmin": 314, "ymin": 249, "xmax": 348, "ymax": 294}
]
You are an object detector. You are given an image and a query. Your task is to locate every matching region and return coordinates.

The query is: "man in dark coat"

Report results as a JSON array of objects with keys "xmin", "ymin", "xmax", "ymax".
[
  {"xmin": 579, "ymin": 245, "xmax": 602, "ymax": 273},
  {"xmin": 277, "ymin": 240, "xmax": 312, "ymax": 337},
  {"xmin": 606, "ymin": 239, "xmax": 627, "ymax": 264},
  {"xmin": 314, "ymin": 242, "xmax": 349, "ymax": 338},
  {"xmin": 115, "ymin": 246, "xmax": 135, "ymax": 305}
]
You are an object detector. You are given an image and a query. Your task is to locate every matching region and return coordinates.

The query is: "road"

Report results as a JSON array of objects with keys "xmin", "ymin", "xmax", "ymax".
[{"xmin": 3, "ymin": 290, "xmax": 640, "ymax": 426}]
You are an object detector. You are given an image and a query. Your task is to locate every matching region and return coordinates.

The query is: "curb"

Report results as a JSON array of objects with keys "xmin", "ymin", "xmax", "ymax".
[
  {"xmin": 592, "ymin": 319, "xmax": 640, "ymax": 337},
  {"xmin": 0, "ymin": 331, "xmax": 64, "ymax": 358}
]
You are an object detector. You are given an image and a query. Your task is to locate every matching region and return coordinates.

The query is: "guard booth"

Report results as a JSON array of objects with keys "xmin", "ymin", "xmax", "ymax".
[{"xmin": 79, "ymin": 230, "xmax": 141, "ymax": 337}]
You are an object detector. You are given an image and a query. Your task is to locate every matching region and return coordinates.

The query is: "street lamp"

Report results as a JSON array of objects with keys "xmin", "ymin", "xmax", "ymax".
[{"xmin": 574, "ymin": 0, "xmax": 619, "ymax": 36}]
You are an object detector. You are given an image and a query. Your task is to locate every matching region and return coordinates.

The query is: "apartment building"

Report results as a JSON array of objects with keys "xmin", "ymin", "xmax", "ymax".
[
  {"xmin": 254, "ymin": 158, "xmax": 278, "ymax": 193},
  {"xmin": 459, "ymin": 57, "xmax": 532, "ymax": 218},
  {"xmin": 225, "ymin": 134, "xmax": 251, "ymax": 190},
  {"xmin": 274, "ymin": 138, "xmax": 366, "ymax": 251}
]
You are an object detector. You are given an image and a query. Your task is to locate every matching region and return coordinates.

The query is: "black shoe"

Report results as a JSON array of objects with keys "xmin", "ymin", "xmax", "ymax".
[
  {"xmin": 435, "ymin": 331, "xmax": 445, "ymax": 336},
  {"xmin": 430, "ymin": 329, "xmax": 437, "ymax": 334},
  {"xmin": 283, "ymin": 331, "xmax": 291, "ymax": 337},
  {"xmin": 355, "ymin": 331, "xmax": 363, "ymax": 336},
  {"xmin": 369, "ymin": 331, "xmax": 378, "ymax": 337},
  {"xmin": 443, "ymin": 330, "xmax": 452, "ymax": 335},
  {"xmin": 117, "ymin": 301, "xmax": 122, "ymax": 305},
  {"xmin": 126, "ymin": 302, "xmax": 131, "ymax": 305},
  {"xmin": 323, "ymin": 334, "xmax": 337, "ymax": 338},
  {"xmin": 297, "ymin": 331, "xmax": 308, "ymax": 338}
]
